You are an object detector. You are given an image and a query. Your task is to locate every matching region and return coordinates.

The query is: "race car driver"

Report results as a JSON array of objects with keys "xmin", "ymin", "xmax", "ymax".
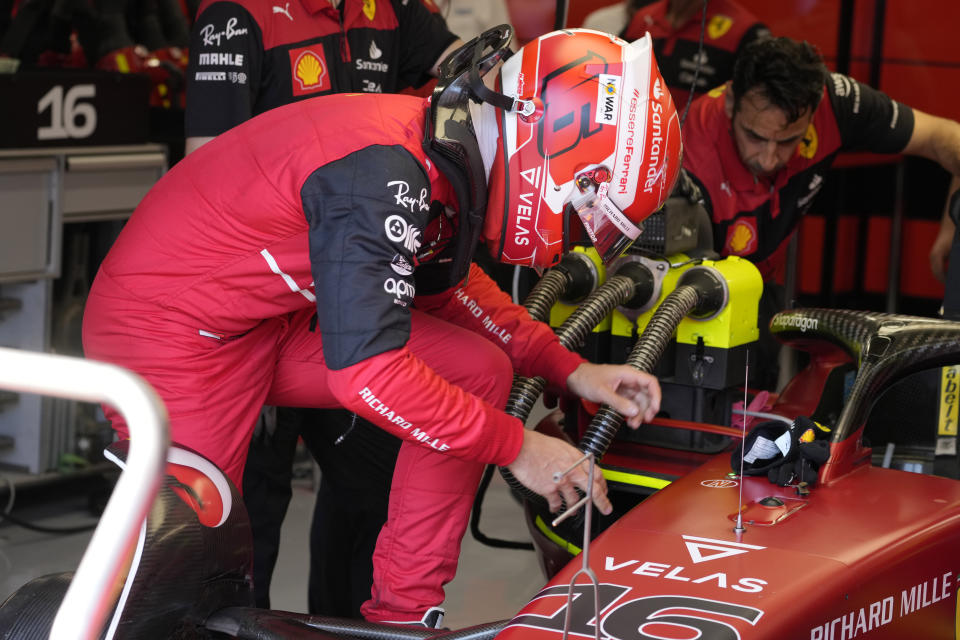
[
  {"xmin": 184, "ymin": 0, "xmax": 463, "ymax": 615},
  {"xmin": 82, "ymin": 27, "xmax": 681, "ymax": 626}
]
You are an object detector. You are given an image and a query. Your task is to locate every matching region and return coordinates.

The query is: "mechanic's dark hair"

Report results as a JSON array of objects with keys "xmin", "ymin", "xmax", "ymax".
[{"xmin": 732, "ymin": 36, "xmax": 828, "ymax": 123}]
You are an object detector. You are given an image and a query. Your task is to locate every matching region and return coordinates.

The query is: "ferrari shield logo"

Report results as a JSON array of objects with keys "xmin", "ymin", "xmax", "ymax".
[
  {"xmin": 363, "ymin": 0, "xmax": 376, "ymax": 20},
  {"xmin": 707, "ymin": 15, "xmax": 733, "ymax": 39},
  {"xmin": 708, "ymin": 84, "xmax": 726, "ymax": 98},
  {"xmin": 798, "ymin": 123, "xmax": 819, "ymax": 159}
]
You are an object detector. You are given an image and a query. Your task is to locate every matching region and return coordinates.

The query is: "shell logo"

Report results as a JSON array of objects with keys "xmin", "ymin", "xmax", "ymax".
[
  {"xmin": 295, "ymin": 51, "xmax": 326, "ymax": 89},
  {"xmin": 707, "ymin": 84, "xmax": 726, "ymax": 98},
  {"xmin": 797, "ymin": 123, "xmax": 818, "ymax": 159},
  {"xmin": 707, "ymin": 15, "xmax": 733, "ymax": 39},
  {"xmin": 727, "ymin": 219, "xmax": 757, "ymax": 255},
  {"xmin": 363, "ymin": 0, "xmax": 376, "ymax": 20}
]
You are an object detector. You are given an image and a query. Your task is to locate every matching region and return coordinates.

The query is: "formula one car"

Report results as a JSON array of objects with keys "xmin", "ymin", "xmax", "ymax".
[{"xmin": 499, "ymin": 305, "xmax": 960, "ymax": 640}]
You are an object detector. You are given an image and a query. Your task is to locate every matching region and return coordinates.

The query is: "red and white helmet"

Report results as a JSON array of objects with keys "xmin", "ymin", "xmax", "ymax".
[{"xmin": 483, "ymin": 30, "xmax": 682, "ymax": 270}]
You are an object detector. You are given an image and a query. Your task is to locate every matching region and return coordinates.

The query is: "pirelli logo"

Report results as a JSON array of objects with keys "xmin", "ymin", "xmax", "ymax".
[{"xmin": 939, "ymin": 366, "xmax": 959, "ymax": 437}]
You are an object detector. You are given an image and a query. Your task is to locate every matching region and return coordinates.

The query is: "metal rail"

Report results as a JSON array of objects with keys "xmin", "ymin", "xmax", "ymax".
[{"xmin": 0, "ymin": 347, "xmax": 169, "ymax": 640}]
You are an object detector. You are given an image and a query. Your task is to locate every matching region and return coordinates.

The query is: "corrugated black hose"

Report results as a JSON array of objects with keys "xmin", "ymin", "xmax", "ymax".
[
  {"xmin": 579, "ymin": 285, "xmax": 700, "ymax": 460},
  {"xmin": 497, "ymin": 274, "xmax": 640, "ymax": 506}
]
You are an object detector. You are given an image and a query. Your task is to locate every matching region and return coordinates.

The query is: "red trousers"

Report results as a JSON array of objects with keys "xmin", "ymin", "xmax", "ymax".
[{"xmin": 82, "ymin": 277, "xmax": 513, "ymax": 622}]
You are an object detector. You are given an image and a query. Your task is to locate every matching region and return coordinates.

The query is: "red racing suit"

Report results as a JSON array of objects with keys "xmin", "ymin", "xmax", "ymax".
[
  {"xmin": 623, "ymin": 0, "xmax": 768, "ymax": 108},
  {"xmin": 682, "ymin": 75, "xmax": 915, "ymax": 281},
  {"xmin": 82, "ymin": 93, "xmax": 584, "ymax": 621}
]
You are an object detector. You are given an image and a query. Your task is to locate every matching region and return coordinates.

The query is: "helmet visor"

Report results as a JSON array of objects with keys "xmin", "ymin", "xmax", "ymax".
[{"xmin": 570, "ymin": 170, "xmax": 643, "ymax": 264}]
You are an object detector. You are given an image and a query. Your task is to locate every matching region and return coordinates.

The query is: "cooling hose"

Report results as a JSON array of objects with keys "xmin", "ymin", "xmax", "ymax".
[
  {"xmin": 471, "ymin": 255, "xmax": 597, "ymax": 549},
  {"xmin": 500, "ymin": 271, "xmax": 652, "ymax": 505},
  {"xmin": 578, "ymin": 284, "xmax": 700, "ymax": 460}
]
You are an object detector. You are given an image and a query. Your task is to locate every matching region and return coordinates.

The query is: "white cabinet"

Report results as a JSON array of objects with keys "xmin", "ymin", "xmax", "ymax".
[{"xmin": 0, "ymin": 145, "xmax": 166, "ymax": 472}]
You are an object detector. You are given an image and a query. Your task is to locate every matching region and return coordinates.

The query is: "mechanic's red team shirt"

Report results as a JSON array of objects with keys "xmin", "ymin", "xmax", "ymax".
[
  {"xmin": 682, "ymin": 74, "xmax": 915, "ymax": 281},
  {"xmin": 185, "ymin": 0, "xmax": 457, "ymax": 137},
  {"xmin": 623, "ymin": 0, "xmax": 768, "ymax": 108},
  {"xmin": 96, "ymin": 93, "xmax": 582, "ymax": 468}
]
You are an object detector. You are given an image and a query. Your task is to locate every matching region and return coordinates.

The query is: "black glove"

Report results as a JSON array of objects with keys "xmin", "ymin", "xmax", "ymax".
[{"xmin": 733, "ymin": 416, "xmax": 831, "ymax": 487}]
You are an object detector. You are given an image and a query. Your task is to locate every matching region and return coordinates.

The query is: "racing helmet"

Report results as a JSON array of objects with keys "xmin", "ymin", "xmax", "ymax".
[{"xmin": 483, "ymin": 29, "xmax": 682, "ymax": 270}]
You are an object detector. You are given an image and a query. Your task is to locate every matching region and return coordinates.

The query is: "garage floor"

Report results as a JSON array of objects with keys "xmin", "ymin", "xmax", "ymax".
[{"xmin": 0, "ymin": 432, "xmax": 551, "ymax": 632}]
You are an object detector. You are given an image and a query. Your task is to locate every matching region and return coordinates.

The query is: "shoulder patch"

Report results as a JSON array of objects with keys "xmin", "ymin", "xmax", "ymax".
[
  {"xmin": 797, "ymin": 123, "xmax": 818, "ymax": 159},
  {"xmin": 707, "ymin": 15, "xmax": 734, "ymax": 39}
]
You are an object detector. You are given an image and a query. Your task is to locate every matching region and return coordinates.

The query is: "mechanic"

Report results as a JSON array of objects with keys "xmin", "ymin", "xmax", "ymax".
[
  {"xmin": 83, "ymin": 28, "xmax": 676, "ymax": 628},
  {"xmin": 683, "ymin": 35, "xmax": 960, "ymax": 283},
  {"xmin": 183, "ymin": 0, "xmax": 463, "ymax": 617},
  {"xmin": 682, "ymin": 36, "xmax": 960, "ymax": 383},
  {"xmin": 620, "ymin": 0, "xmax": 769, "ymax": 109}
]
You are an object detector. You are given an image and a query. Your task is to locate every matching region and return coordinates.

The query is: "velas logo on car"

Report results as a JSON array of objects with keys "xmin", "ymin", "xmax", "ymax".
[{"xmin": 681, "ymin": 535, "xmax": 766, "ymax": 563}]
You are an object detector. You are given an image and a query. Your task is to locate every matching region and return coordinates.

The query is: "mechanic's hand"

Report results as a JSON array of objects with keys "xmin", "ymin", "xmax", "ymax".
[
  {"xmin": 507, "ymin": 429, "xmax": 611, "ymax": 515},
  {"xmin": 566, "ymin": 362, "xmax": 661, "ymax": 428},
  {"xmin": 929, "ymin": 216, "xmax": 955, "ymax": 283}
]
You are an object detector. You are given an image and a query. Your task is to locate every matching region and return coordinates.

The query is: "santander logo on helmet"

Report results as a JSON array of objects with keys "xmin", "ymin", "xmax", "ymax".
[{"xmin": 483, "ymin": 30, "xmax": 681, "ymax": 271}]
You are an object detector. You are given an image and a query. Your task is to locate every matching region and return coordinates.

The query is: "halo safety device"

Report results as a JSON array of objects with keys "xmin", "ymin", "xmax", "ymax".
[{"xmin": 483, "ymin": 29, "xmax": 682, "ymax": 271}]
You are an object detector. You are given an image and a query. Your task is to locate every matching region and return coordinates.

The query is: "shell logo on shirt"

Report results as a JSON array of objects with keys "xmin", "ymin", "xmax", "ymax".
[
  {"xmin": 289, "ymin": 45, "xmax": 331, "ymax": 95},
  {"xmin": 726, "ymin": 218, "xmax": 758, "ymax": 255},
  {"xmin": 707, "ymin": 15, "xmax": 734, "ymax": 39},
  {"xmin": 363, "ymin": 0, "xmax": 376, "ymax": 20},
  {"xmin": 798, "ymin": 123, "xmax": 819, "ymax": 159}
]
